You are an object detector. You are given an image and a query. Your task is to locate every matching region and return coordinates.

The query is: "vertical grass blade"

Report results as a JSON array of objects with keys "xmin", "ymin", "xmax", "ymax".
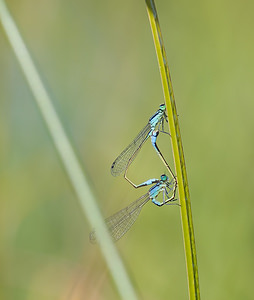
[
  {"xmin": 145, "ymin": 1, "xmax": 201, "ymax": 299},
  {"xmin": 0, "ymin": 1, "xmax": 138, "ymax": 299}
]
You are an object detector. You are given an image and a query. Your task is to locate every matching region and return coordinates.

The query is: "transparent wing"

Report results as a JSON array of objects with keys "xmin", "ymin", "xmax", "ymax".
[
  {"xmin": 90, "ymin": 193, "xmax": 150, "ymax": 243},
  {"xmin": 111, "ymin": 123, "xmax": 151, "ymax": 176}
]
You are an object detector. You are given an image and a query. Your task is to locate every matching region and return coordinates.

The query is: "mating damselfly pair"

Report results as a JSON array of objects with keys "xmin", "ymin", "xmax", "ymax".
[{"xmin": 90, "ymin": 104, "xmax": 178, "ymax": 242}]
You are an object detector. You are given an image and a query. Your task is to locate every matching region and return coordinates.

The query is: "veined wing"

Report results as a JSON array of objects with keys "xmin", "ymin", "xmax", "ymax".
[
  {"xmin": 106, "ymin": 193, "xmax": 150, "ymax": 241},
  {"xmin": 111, "ymin": 123, "xmax": 151, "ymax": 176},
  {"xmin": 90, "ymin": 193, "xmax": 150, "ymax": 243}
]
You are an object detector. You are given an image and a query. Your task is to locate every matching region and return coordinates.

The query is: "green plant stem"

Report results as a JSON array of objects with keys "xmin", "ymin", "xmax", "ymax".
[
  {"xmin": 0, "ymin": 1, "xmax": 138, "ymax": 299},
  {"xmin": 145, "ymin": 1, "xmax": 201, "ymax": 299}
]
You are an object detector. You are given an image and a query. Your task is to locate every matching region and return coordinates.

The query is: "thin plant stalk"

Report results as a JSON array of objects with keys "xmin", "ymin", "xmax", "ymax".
[
  {"xmin": 0, "ymin": 1, "xmax": 138, "ymax": 299},
  {"xmin": 145, "ymin": 0, "xmax": 201, "ymax": 299}
]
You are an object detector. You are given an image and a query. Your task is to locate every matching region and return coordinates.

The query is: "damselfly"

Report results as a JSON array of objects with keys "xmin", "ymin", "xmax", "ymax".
[
  {"xmin": 111, "ymin": 104, "xmax": 177, "ymax": 188},
  {"xmin": 90, "ymin": 174, "xmax": 178, "ymax": 243}
]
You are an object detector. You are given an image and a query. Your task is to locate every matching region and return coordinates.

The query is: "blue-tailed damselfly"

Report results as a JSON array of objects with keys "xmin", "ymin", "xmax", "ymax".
[
  {"xmin": 90, "ymin": 174, "xmax": 178, "ymax": 242},
  {"xmin": 111, "ymin": 104, "xmax": 177, "ymax": 190}
]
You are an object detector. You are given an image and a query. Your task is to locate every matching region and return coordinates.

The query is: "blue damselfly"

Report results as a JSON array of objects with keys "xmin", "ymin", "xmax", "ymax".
[
  {"xmin": 111, "ymin": 104, "xmax": 177, "ymax": 189},
  {"xmin": 90, "ymin": 174, "xmax": 177, "ymax": 242}
]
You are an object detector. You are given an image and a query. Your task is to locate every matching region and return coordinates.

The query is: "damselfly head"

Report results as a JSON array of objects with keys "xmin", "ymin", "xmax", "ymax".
[
  {"xmin": 159, "ymin": 104, "xmax": 166, "ymax": 111},
  {"xmin": 160, "ymin": 174, "xmax": 168, "ymax": 181}
]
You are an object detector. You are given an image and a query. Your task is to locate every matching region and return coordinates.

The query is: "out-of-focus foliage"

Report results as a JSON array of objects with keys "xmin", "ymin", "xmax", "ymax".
[{"xmin": 0, "ymin": 1, "xmax": 254, "ymax": 299}]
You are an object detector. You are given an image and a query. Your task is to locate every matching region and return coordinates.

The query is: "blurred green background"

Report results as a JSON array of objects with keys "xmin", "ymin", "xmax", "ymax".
[{"xmin": 1, "ymin": 0, "xmax": 254, "ymax": 299}]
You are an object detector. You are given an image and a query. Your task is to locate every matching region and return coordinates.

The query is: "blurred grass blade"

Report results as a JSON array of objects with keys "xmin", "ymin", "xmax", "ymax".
[
  {"xmin": 145, "ymin": 1, "xmax": 201, "ymax": 299},
  {"xmin": 0, "ymin": 1, "xmax": 138, "ymax": 299}
]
